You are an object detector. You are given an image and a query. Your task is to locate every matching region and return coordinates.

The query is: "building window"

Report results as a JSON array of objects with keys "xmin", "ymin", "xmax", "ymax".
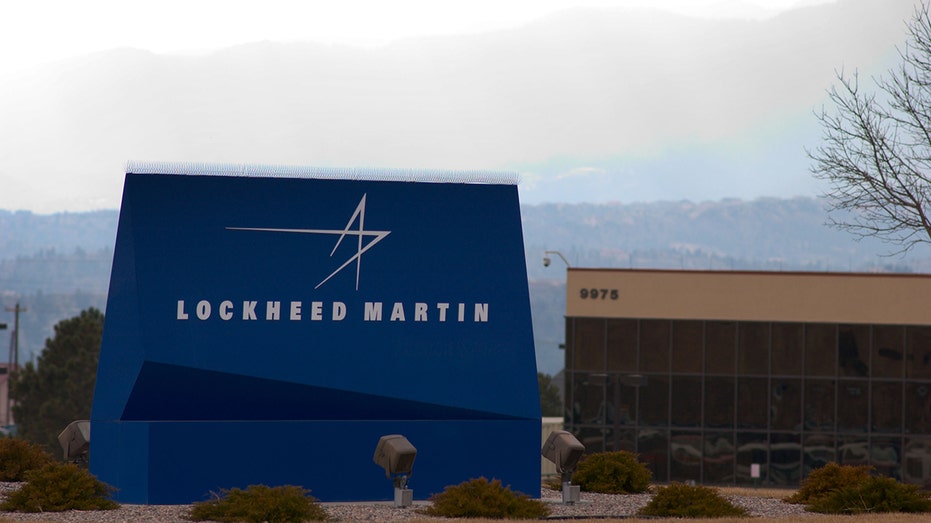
[
  {"xmin": 640, "ymin": 320, "xmax": 670, "ymax": 373},
  {"xmin": 872, "ymin": 326, "xmax": 905, "ymax": 379},
  {"xmin": 738, "ymin": 322, "xmax": 770, "ymax": 375},
  {"xmin": 805, "ymin": 324, "xmax": 836, "ymax": 377},
  {"xmin": 705, "ymin": 321, "xmax": 736, "ymax": 375},
  {"xmin": 772, "ymin": 323, "xmax": 803, "ymax": 375},
  {"xmin": 607, "ymin": 319, "xmax": 637, "ymax": 372},
  {"xmin": 672, "ymin": 320, "xmax": 703, "ymax": 374}
]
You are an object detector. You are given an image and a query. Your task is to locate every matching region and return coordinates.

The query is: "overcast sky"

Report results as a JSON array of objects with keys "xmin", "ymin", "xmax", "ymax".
[{"xmin": 2, "ymin": 0, "xmax": 831, "ymax": 75}]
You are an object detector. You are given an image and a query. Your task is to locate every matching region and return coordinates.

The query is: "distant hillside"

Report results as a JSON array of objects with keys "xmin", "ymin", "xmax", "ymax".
[
  {"xmin": 2, "ymin": 196, "xmax": 930, "ymax": 374},
  {"xmin": 0, "ymin": 0, "xmax": 918, "ymax": 211}
]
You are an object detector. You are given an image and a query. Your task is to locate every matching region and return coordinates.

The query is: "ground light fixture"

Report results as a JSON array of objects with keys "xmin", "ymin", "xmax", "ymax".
[
  {"xmin": 541, "ymin": 430, "xmax": 585, "ymax": 504},
  {"xmin": 58, "ymin": 420, "xmax": 90, "ymax": 462},
  {"xmin": 373, "ymin": 434, "xmax": 417, "ymax": 507}
]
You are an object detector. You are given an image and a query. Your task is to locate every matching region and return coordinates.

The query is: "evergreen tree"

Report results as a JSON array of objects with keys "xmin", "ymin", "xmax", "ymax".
[
  {"xmin": 11, "ymin": 308, "xmax": 103, "ymax": 455},
  {"xmin": 538, "ymin": 372, "xmax": 563, "ymax": 417}
]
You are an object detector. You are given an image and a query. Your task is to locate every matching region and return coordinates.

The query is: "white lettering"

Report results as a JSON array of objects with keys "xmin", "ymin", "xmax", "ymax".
[
  {"xmin": 242, "ymin": 301, "xmax": 257, "ymax": 320},
  {"xmin": 457, "ymin": 303, "xmax": 465, "ymax": 322},
  {"xmin": 290, "ymin": 301, "xmax": 302, "ymax": 321},
  {"xmin": 310, "ymin": 301, "xmax": 323, "ymax": 321},
  {"xmin": 474, "ymin": 303, "xmax": 489, "ymax": 322},
  {"xmin": 437, "ymin": 303, "xmax": 449, "ymax": 322},
  {"xmin": 365, "ymin": 302, "xmax": 383, "ymax": 321},
  {"xmin": 219, "ymin": 300, "xmax": 234, "ymax": 321},
  {"xmin": 390, "ymin": 302, "xmax": 406, "ymax": 321},
  {"xmin": 414, "ymin": 302, "xmax": 428, "ymax": 321},
  {"xmin": 266, "ymin": 301, "xmax": 281, "ymax": 321},
  {"xmin": 197, "ymin": 300, "xmax": 211, "ymax": 320},
  {"xmin": 177, "ymin": 300, "xmax": 189, "ymax": 320},
  {"xmin": 332, "ymin": 301, "xmax": 346, "ymax": 321}
]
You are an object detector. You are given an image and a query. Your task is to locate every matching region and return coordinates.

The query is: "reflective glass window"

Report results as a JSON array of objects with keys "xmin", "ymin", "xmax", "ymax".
[
  {"xmin": 872, "ymin": 325, "xmax": 905, "ymax": 379},
  {"xmin": 837, "ymin": 379, "xmax": 868, "ymax": 433},
  {"xmin": 606, "ymin": 378, "xmax": 637, "ymax": 426},
  {"xmin": 738, "ymin": 322, "xmax": 769, "ymax": 375},
  {"xmin": 609, "ymin": 429, "xmax": 637, "ymax": 454},
  {"xmin": 736, "ymin": 378, "xmax": 768, "ymax": 429},
  {"xmin": 838, "ymin": 325, "xmax": 869, "ymax": 378},
  {"xmin": 671, "ymin": 376, "xmax": 702, "ymax": 428},
  {"xmin": 704, "ymin": 432, "xmax": 735, "ymax": 484},
  {"xmin": 565, "ymin": 318, "xmax": 576, "ymax": 370},
  {"xmin": 906, "ymin": 327, "xmax": 931, "ymax": 379},
  {"xmin": 772, "ymin": 323, "xmax": 803, "ymax": 375},
  {"xmin": 638, "ymin": 429, "xmax": 669, "ymax": 482},
  {"xmin": 803, "ymin": 434, "xmax": 836, "ymax": 477},
  {"xmin": 872, "ymin": 382, "xmax": 903, "ymax": 433},
  {"xmin": 639, "ymin": 375, "xmax": 669, "ymax": 426},
  {"xmin": 640, "ymin": 320, "xmax": 670, "ymax": 373},
  {"xmin": 805, "ymin": 324, "xmax": 836, "ymax": 377},
  {"xmin": 706, "ymin": 321, "xmax": 737, "ymax": 375},
  {"xmin": 671, "ymin": 320, "xmax": 703, "ymax": 373},
  {"xmin": 771, "ymin": 378, "xmax": 802, "ymax": 431},
  {"xmin": 903, "ymin": 438, "xmax": 931, "ymax": 485},
  {"xmin": 574, "ymin": 426, "xmax": 608, "ymax": 454},
  {"xmin": 573, "ymin": 318, "xmax": 605, "ymax": 371},
  {"xmin": 704, "ymin": 377, "xmax": 735, "ymax": 429},
  {"xmin": 838, "ymin": 435, "xmax": 869, "ymax": 465},
  {"xmin": 670, "ymin": 431, "xmax": 702, "ymax": 483},
  {"xmin": 607, "ymin": 319, "xmax": 637, "ymax": 372},
  {"xmin": 736, "ymin": 432, "xmax": 768, "ymax": 484},
  {"xmin": 570, "ymin": 372, "xmax": 607, "ymax": 426},
  {"xmin": 904, "ymin": 382, "xmax": 931, "ymax": 435},
  {"xmin": 804, "ymin": 379, "xmax": 835, "ymax": 432},
  {"xmin": 871, "ymin": 436, "xmax": 902, "ymax": 479},
  {"xmin": 770, "ymin": 433, "xmax": 802, "ymax": 485}
]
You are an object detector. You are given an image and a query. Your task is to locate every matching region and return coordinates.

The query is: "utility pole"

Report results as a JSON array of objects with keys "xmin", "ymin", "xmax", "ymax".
[
  {"xmin": 5, "ymin": 303, "xmax": 26, "ymax": 372},
  {"xmin": 4, "ymin": 303, "xmax": 26, "ymax": 427}
]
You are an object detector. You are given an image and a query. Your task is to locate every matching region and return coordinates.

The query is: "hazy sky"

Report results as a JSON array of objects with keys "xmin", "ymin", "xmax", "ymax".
[{"xmin": 2, "ymin": 0, "xmax": 829, "ymax": 75}]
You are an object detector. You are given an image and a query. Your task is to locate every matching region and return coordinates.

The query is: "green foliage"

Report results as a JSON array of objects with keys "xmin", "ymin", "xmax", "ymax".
[
  {"xmin": 538, "ymin": 372, "xmax": 562, "ymax": 417},
  {"xmin": 0, "ymin": 438, "xmax": 53, "ymax": 481},
  {"xmin": 785, "ymin": 462, "xmax": 874, "ymax": 505},
  {"xmin": 187, "ymin": 484, "xmax": 327, "ymax": 523},
  {"xmin": 807, "ymin": 476, "xmax": 931, "ymax": 514},
  {"xmin": 11, "ymin": 308, "xmax": 104, "ymax": 453},
  {"xmin": 0, "ymin": 462, "xmax": 118, "ymax": 512},
  {"xmin": 422, "ymin": 477, "xmax": 550, "ymax": 519},
  {"xmin": 637, "ymin": 482, "xmax": 748, "ymax": 518},
  {"xmin": 572, "ymin": 451, "xmax": 652, "ymax": 494}
]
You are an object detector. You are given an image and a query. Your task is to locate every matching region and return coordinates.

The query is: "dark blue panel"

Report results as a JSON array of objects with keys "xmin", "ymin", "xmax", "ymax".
[
  {"xmin": 95, "ymin": 419, "xmax": 541, "ymax": 504},
  {"xmin": 122, "ymin": 361, "xmax": 520, "ymax": 420},
  {"xmin": 92, "ymin": 171, "xmax": 540, "ymax": 503}
]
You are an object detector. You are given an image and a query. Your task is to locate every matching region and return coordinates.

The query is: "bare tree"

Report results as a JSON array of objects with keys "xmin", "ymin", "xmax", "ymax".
[{"xmin": 810, "ymin": 2, "xmax": 931, "ymax": 253}]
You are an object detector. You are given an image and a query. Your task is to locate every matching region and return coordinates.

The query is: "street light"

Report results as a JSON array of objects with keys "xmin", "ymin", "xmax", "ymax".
[
  {"xmin": 543, "ymin": 250, "xmax": 571, "ymax": 268},
  {"xmin": 373, "ymin": 434, "xmax": 417, "ymax": 507},
  {"xmin": 541, "ymin": 430, "xmax": 585, "ymax": 504}
]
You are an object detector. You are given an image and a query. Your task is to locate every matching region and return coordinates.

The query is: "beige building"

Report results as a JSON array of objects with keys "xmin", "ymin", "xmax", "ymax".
[{"xmin": 562, "ymin": 268, "xmax": 931, "ymax": 486}]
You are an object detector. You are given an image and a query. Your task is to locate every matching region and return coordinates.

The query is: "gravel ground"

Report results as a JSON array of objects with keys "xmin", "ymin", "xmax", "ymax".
[{"xmin": 0, "ymin": 483, "xmax": 814, "ymax": 522}]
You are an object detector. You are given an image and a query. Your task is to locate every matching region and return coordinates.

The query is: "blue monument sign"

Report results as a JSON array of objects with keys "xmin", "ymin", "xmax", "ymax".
[{"xmin": 91, "ymin": 163, "xmax": 541, "ymax": 504}]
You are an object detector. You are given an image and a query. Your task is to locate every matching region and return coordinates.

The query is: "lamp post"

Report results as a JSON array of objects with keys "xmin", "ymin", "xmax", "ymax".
[{"xmin": 543, "ymin": 250, "xmax": 571, "ymax": 268}]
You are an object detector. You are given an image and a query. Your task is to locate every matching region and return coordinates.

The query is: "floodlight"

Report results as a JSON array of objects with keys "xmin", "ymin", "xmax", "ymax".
[
  {"xmin": 541, "ymin": 430, "xmax": 585, "ymax": 504},
  {"xmin": 373, "ymin": 434, "xmax": 416, "ymax": 507},
  {"xmin": 58, "ymin": 420, "xmax": 90, "ymax": 462}
]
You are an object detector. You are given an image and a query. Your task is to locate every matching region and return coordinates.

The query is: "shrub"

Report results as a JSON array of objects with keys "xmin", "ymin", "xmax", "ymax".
[
  {"xmin": 807, "ymin": 476, "xmax": 931, "ymax": 514},
  {"xmin": 422, "ymin": 477, "xmax": 550, "ymax": 519},
  {"xmin": 785, "ymin": 462, "xmax": 873, "ymax": 505},
  {"xmin": 572, "ymin": 451, "xmax": 652, "ymax": 494},
  {"xmin": 187, "ymin": 484, "xmax": 327, "ymax": 523},
  {"xmin": 0, "ymin": 438, "xmax": 53, "ymax": 481},
  {"xmin": 0, "ymin": 462, "xmax": 118, "ymax": 512},
  {"xmin": 638, "ymin": 482, "xmax": 748, "ymax": 518}
]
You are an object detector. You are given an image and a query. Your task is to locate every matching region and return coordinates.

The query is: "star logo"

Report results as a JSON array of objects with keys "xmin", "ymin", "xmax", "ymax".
[{"xmin": 227, "ymin": 194, "xmax": 390, "ymax": 290}]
